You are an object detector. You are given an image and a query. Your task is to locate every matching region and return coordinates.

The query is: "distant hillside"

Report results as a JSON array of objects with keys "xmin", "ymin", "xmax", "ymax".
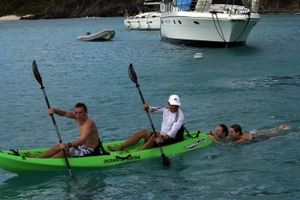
[
  {"xmin": 260, "ymin": 0, "xmax": 300, "ymax": 13},
  {"xmin": 0, "ymin": 0, "xmax": 53, "ymax": 16},
  {"xmin": 0, "ymin": 0, "xmax": 299, "ymax": 19},
  {"xmin": 0, "ymin": 0, "xmax": 143, "ymax": 19}
]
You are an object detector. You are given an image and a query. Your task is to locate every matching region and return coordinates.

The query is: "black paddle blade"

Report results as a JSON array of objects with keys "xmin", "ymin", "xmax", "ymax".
[
  {"xmin": 161, "ymin": 154, "xmax": 171, "ymax": 167},
  {"xmin": 128, "ymin": 63, "xmax": 138, "ymax": 84},
  {"xmin": 32, "ymin": 60, "xmax": 44, "ymax": 88}
]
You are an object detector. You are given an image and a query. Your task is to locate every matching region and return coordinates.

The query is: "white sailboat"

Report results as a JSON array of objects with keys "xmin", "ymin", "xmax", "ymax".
[
  {"xmin": 160, "ymin": 0, "xmax": 260, "ymax": 46},
  {"xmin": 124, "ymin": 0, "xmax": 161, "ymax": 30}
]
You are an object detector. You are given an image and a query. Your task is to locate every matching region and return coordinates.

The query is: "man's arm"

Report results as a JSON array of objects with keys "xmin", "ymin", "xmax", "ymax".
[
  {"xmin": 209, "ymin": 134, "xmax": 221, "ymax": 144},
  {"xmin": 144, "ymin": 103, "xmax": 164, "ymax": 113},
  {"xmin": 48, "ymin": 108, "xmax": 75, "ymax": 119}
]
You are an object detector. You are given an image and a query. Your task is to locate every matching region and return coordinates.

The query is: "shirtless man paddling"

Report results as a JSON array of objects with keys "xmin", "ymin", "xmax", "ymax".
[{"xmin": 30, "ymin": 102, "xmax": 101, "ymax": 158}]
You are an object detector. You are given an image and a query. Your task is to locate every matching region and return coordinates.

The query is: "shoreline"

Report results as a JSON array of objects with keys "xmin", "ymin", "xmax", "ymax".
[
  {"xmin": 0, "ymin": 14, "xmax": 33, "ymax": 21},
  {"xmin": 0, "ymin": 15, "xmax": 20, "ymax": 21}
]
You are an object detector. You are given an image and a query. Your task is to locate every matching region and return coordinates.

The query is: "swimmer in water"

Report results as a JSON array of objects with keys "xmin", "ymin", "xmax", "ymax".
[
  {"xmin": 229, "ymin": 124, "xmax": 289, "ymax": 144},
  {"xmin": 208, "ymin": 124, "xmax": 229, "ymax": 144}
]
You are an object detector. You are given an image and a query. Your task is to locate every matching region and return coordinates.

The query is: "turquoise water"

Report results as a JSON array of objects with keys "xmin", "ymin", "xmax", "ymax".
[{"xmin": 0, "ymin": 15, "xmax": 299, "ymax": 199}]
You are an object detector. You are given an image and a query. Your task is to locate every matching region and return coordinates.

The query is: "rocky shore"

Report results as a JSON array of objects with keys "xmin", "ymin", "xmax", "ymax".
[{"xmin": 0, "ymin": 0, "xmax": 299, "ymax": 20}]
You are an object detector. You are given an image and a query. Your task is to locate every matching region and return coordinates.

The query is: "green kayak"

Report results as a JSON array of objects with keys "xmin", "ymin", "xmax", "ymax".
[{"xmin": 0, "ymin": 132, "xmax": 212, "ymax": 173}]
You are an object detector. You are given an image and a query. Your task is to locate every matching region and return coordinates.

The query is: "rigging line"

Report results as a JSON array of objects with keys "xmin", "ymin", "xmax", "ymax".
[
  {"xmin": 211, "ymin": 12, "xmax": 226, "ymax": 43},
  {"xmin": 233, "ymin": 12, "xmax": 251, "ymax": 42},
  {"xmin": 211, "ymin": 13, "xmax": 223, "ymax": 41},
  {"xmin": 215, "ymin": 13, "xmax": 226, "ymax": 41}
]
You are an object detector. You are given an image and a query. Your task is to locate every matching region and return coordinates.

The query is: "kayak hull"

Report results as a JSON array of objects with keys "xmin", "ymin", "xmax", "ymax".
[{"xmin": 0, "ymin": 132, "xmax": 212, "ymax": 173}]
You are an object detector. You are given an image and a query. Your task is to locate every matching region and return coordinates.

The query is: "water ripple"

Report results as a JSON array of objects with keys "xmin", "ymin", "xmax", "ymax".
[{"xmin": 224, "ymin": 75, "xmax": 300, "ymax": 89}]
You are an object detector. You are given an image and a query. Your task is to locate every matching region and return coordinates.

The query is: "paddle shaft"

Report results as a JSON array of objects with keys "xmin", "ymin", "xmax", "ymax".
[
  {"xmin": 135, "ymin": 85, "xmax": 158, "ymax": 135},
  {"xmin": 128, "ymin": 63, "xmax": 170, "ymax": 167},
  {"xmin": 32, "ymin": 60, "xmax": 73, "ymax": 177},
  {"xmin": 134, "ymin": 82, "xmax": 168, "ymax": 159},
  {"xmin": 40, "ymin": 87, "xmax": 63, "ymax": 143},
  {"xmin": 42, "ymin": 89, "xmax": 73, "ymax": 177}
]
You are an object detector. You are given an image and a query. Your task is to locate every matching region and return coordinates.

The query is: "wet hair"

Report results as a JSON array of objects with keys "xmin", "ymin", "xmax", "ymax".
[
  {"xmin": 219, "ymin": 124, "xmax": 229, "ymax": 136},
  {"xmin": 75, "ymin": 102, "xmax": 88, "ymax": 112},
  {"xmin": 230, "ymin": 124, "xmax": 243, "ymax": 135}
]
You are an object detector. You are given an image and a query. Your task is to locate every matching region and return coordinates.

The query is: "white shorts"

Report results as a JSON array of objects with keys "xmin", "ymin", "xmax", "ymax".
[{"xmin": 69, "ymin": 145, "xmax": 94, "ymax": 157}]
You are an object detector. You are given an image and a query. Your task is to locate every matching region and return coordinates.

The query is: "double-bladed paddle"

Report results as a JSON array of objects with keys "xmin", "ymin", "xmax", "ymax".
[
  {"xmin": 128, "ymin": 64, "xmax": 171, "ymax": 167},
  {"xmin": 32, "ymin": 60, "xmax": 73, "ymax": 177}
]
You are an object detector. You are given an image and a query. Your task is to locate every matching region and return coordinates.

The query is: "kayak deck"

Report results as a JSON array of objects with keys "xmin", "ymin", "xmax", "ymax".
[{"xmin": 0, "ymin": 132, "xmax": 212, "ymax": 173}]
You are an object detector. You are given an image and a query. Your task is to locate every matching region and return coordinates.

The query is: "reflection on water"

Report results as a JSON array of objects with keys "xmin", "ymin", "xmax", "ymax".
[{"xmin": 0, "ymin": 171, "xmax": 109, "ymax": 200}]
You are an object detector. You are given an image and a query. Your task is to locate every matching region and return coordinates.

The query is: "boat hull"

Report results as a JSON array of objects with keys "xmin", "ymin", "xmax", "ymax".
[
  {"xmin": 160, "ymin": 11, "xmax": 260, "ymax": 45},
  {"xmin": 0, "ymin": 132, "xmax": 212, "ymax": 173},
  {"xmin": 124, "ymin": 12, "xmax": 161, "ymax": 30}
]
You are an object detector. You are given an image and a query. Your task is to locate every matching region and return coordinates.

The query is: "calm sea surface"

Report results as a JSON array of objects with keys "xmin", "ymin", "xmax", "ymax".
[{"xmin": 0, "ymin": 15, "xmax": 299, "ymax": 199}]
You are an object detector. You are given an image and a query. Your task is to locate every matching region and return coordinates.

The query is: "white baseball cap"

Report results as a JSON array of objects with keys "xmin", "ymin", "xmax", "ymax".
[{"xmin": 168, "ymin": 94, "xmax": 181, "ymax": 106}]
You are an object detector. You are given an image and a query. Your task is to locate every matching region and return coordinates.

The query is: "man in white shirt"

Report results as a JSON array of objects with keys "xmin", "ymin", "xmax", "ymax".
[{"xmin": 108, "ymin": 94, "xmax": 185, "ymax": 151}]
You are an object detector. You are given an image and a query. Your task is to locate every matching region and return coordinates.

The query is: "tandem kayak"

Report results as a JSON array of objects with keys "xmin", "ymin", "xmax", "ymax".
[{"xmin": 0, "ymin": 132, "xmax": 212, "ymax": 173}]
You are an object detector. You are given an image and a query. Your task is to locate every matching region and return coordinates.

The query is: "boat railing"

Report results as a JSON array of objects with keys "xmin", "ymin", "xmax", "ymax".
[
  {"xmin": 160, "ymin": 0, "xmax": 172, "ymax": 12},
  {"xmin": 161, "ymin": 0, "xmax": 192, "ymax": 12},
  {"xmin": 210, "ymin": 0, "xmax": 259, "ymax": 13},
  {"xmin": 161, "ymin": 0, "xmax": 258, "ymax": 13},
  {"xmin": 195, "ymin": 0, "xmax": 211, "ymax": 12},
  {"xmin": 210, "ymin": 4, "xmax": 249, "ymax": 13}
]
